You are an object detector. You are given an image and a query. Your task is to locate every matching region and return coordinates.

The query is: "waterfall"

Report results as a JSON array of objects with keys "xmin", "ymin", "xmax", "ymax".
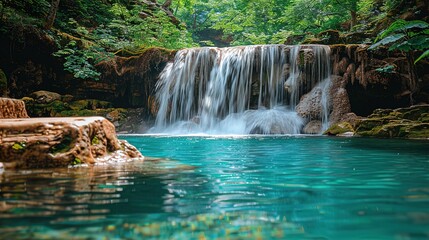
[{"xmin": 151, "ymin": 44, "xmax": 331, "ymax": 135}]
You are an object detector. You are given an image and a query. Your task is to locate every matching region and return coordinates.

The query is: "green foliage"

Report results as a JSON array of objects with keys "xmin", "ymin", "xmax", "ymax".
[
  {"xmin": 104, "ymin": 4, "xmax": 196, "ymax": 50},
  {"xmin": 0, "ymin": 0, "xmax": 50, "ymax": 18},
  {"xmin": 369, "ymin": 20, "xmax": 429, "ymax": 62},
  {"xmin": 173, "ymin": 0, "xmax": 378, "ymax": 45},
  {"xmin": 71, "ymin": 157, "xmax": 82, "ymax": 165},
  {"xmin": 51, "ymin": 136, "xmax": 72, "ymax": 153},
  {"xmin": 53, "ymin": 41, "xmax": 113, "ymax": 80},
  {"xmin": 375, "ymin": 65, "xmax": 395, "ymax": 73},
  {"xmin": 12, "ymin": 142, "xmax": 26, "ymax": 151},
  {"xmin": 91, "ymin": 136, "xmax": 100, "ymax": 145},
  {"xmin": 415, "ymin": 50, "xmax": 429, "ymax": 64}
]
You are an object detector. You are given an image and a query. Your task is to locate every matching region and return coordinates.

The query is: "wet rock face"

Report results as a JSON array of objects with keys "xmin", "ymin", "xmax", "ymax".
[
  {"xmin": 0, "ymin": 117, "xmax": 144, "ymax": 169},
  {"xmin": 303, "ymin": 120, "xmax": 322, "ymax": 134},
  {"xmin": 330, "ymin": 45, "xmax": 415, "ymax": 116},
  {"xmin": 0, "ymin": 98, "xmax": 29, "ymax": 118},
  {"xmin": 329, "ymin": 87, "xmax": 352, "ymax": 124},
  {"xmin": 296, "ymin": 87, "xmax": 323, "ymax": 119}
]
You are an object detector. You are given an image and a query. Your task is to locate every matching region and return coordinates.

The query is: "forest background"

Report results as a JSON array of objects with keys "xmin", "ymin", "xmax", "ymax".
[{"xmin": 1, "ymin": 0, "xmax": 427, "ymax": 81}]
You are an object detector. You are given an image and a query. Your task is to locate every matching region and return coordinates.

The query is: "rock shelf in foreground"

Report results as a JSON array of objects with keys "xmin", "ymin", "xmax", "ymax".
[{"xmin": 0, "ymin": 117, "xmax": 143, "ymax": 169}]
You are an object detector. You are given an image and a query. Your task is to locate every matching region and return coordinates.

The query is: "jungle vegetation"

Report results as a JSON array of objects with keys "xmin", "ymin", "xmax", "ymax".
[{"xmin": 0, "ymin": 0, "xmax": 427, "ymax": 80}]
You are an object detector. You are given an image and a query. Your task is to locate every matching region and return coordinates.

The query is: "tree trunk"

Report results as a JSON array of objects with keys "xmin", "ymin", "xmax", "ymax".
[
  {"xmin": 406, "ymin": 52, "xmax": 418, "ymax": 104},
  {"xmin": 162, "ymin": 0, "xmax": 172, "ymax": 9},
  {"xmin": 44, "ymin": 0, "xmax": 60, "ymax": 30},
  {"xmin": 350, "ymin": 10, "xmax": 357, "ymax": 30}
]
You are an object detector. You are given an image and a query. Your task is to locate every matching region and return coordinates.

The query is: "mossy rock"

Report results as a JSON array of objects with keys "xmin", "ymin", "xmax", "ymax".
[
  {"xmin": 368, "ymin": 108, "xmax": 395, "ymax": 118},
  {"xmin": 324, "ymin": 122, "xmax": 355, "ymax": 136},
  {"xmin": 355, "ymin": 118, "xmax": 393, "ymax": 132},
  {"xmin": 301, "ymin": 38, "xmax": 323, "ymax": 44},
  {"xmin": 357, "ymin": 120, "xmax": 429, "ymax": 139},
  {"xmin": 317, "ymin": 30, "xmax": 340, "ymax": 44},
  {"xmin": 69, "ymin": 99, "xmax": 113, "ymax": 111},
  {"xmin": 399, "ymin": 105, "xmax": 429, "ymax": 121},
  {"xmin": 24, "ymin": 99, "xmax": 71, "ymax": 117},
  {"xmin": 0, "ymin": 68, "xmax": 7, "ymax": 97},
  {"xmin": 369, "ymin": 105, "xmax": 429, "ymax": 121},
  {"xmin": 418, "ymin": 113, "xmax": 429, "ymax": 123},
  {"xmin": 30, "ymin": 91, "xmax": 61, "ymax": 104},
  {"xmin": 407, "ymin": 123, "xmax": 429, "ymax": 139}
]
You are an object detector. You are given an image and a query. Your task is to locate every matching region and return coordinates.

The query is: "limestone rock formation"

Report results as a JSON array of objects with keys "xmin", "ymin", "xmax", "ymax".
[
  {"xmin": 303, "ymin": 120, "xmax": 322, "ymax": 134},
  {"xmin": 0, "ymin": 117, "xmax": 144, "ymax": 169},
  {"xmin": 296, "ymin": 87, "xmax": 323, "ymax": 119},
  {"xmin": 330, "ymin": 44, "xmax": 423, "ymax": 116},
  {"xmin": 0, "ymin": 98, "xmax": 29, "ymax": 118},
  {"xmin": 325, "ymin": 105, "xmax": 428, "ymax": 138},
  {"xmin": 329, "ymin": 86, "xmax": 352, "ymax": 124},
  {"xmin": 324, "ymin": 122, "xmax": 355, "ymax": 136},
  {"xmin": 355, "ymin": 105, "xmax": 429, "ymax": 138}
]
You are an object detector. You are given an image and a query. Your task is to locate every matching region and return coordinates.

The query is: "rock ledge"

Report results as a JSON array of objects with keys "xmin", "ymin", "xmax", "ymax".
[{"xmin": 0, "ymin": 117, "xmax": 143, "ymax": 169}]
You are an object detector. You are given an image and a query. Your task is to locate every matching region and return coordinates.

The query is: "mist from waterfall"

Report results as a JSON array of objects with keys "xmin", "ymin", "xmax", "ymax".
[{"xmin": 150, "ymin": 44, "xmax": 331, "ymax": 135}]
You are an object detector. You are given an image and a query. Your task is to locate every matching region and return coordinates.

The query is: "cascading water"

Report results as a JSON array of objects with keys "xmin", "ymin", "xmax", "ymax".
[{"xmin": 151, "ymin": 44, "xmax": 331, "ymax": 135}]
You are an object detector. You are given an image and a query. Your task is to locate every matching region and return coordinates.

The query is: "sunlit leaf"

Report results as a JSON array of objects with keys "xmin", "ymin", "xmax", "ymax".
[
  {"xmin": 369, "ymin": 33, "xmax": 405, "ymax": 50},
  {"xmin": 415, "ymin": 50, "xmax": 429, "ymax": 64}
]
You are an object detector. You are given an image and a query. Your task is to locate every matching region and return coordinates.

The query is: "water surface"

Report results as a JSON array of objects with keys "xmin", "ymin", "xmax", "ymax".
[{"xmin": 1, "ymin": 136, "xmax": 428, "ymax": 239}]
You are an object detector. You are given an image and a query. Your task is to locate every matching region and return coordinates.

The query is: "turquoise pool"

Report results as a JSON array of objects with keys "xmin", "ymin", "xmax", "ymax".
[{"xmin": 1, "ymin": 136, "xmax": 428, "ymax": 239}]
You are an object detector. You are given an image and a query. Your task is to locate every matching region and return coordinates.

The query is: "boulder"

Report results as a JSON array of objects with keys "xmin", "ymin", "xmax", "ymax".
[
  {"xmin": 303, "ymin": 120, "xmax": 322, "ymax": 134},
  {"xmin": 0, "ymin": 117, "xmax": 144, "ymax": 169},
  {"xmin": 317, "ymin": 30, "xmax": 340, "ymax": 45},
  {"xmin": 296, "ymin": 87, "xmax": 323, "ymax": 119},
  {"xmin": 324, "ymin": 122, "xmax": 355, "ymax": 136},
  {"xmin": 329, "ymin": 87, "xmax": 352, "ymax": 124},
  {"xmin": 0, "ymin": 98, "xmax": 29, "ymax": 118},
  {"xmin": 30, "ymin": 90, "xmax": 62, "ymax": 104}
]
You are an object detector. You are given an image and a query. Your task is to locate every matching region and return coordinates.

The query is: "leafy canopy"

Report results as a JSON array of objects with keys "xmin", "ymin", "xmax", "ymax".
[{"xmin": 369, "ymin": 19, "xmax": 429, "ymax": 63}]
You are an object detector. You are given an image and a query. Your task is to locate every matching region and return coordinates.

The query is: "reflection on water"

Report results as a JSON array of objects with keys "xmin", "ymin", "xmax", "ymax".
[{"xmin": 1, "ymin": 136, "xmax": 429, "ymax": 239}]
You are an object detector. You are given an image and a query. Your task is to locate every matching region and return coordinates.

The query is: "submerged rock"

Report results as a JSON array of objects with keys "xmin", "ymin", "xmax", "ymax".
[{"xmin": 0, "ymin": 117, "xmax": 144, "ymax": 169}]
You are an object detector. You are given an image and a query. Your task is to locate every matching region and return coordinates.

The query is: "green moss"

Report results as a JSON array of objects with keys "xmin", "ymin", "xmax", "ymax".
[
  {"xmin": 25, "ymin": 100, "xmax": 70, "ymax": 117},
  {"xmin": 401, "ymin": 107, "xmax": 429, "ymax": 121},
  {"xmin": 91, "ymin": 136, "xmax": 100, "ymax": 145},
  {"xmin": 324, "ymin": 122, "xmax": 354, "ymax": 136},
  {"xmin": 356, "ymin": 105, "xmax": 429, "ymax": 139},
  {"xmin": 69, "ymin": 99, "xmax": 112, "ymax": 111},
  {"xmin": 51, "ymin": 136, "xmax": 72, "ymax": 154},
  {"xmin": 71, "ymin": 157, "xmax": 82, "ymax": 165},
  {"xmin": 12, "ymin": 142, "xmax": 26, "ymax": 151},
  {"xmin": 407, "ymin": 123, "xmax": 429, "ymax": 139},
  {"xmin": 418, "ymin": 113, "xmax": 429, "ymax": 123}
]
